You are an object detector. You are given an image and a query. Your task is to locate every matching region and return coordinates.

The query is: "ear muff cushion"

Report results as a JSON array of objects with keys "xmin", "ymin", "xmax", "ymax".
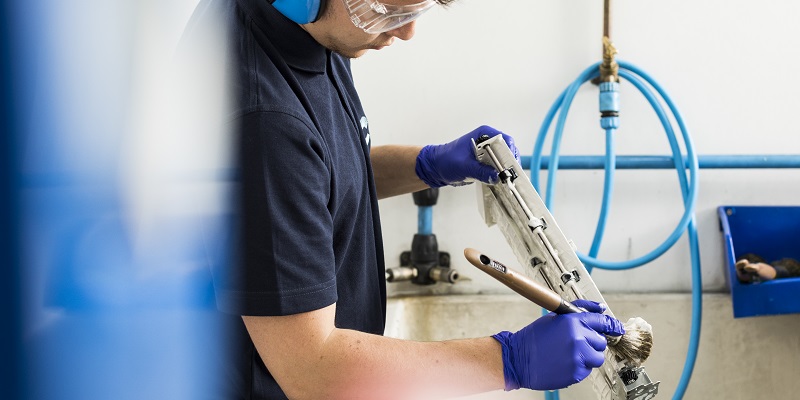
[{"xmin": 271, "ymin": 0, "xmax": 325, "ymax": 24}]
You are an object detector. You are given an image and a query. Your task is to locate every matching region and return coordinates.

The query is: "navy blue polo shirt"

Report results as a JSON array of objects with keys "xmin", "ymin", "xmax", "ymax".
[{"xmin": 183, "ymin": 0, "xmax": 386, "ymax": 398}]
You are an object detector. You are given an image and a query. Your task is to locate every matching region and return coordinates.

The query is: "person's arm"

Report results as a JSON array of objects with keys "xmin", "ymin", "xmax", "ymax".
[
  {"xmin": 243, "ymin": 300, "xmax": 625, "ymax": 399},
  {"xmin": 371, "ymin": 125, "xmax": 520, "ymax": 200},
  {"xmin": 371, "ymin": 145, "xmax": 427, "ymax": 199},
  {"xmin": 243, "ymin": 303, "xmax": 504, "ymax": 400}
]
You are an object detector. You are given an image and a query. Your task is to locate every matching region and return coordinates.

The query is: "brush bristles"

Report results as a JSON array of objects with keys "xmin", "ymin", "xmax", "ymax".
[{"xmin": 609, "ymin": 317, "xmax": 653, "ymax": 367}]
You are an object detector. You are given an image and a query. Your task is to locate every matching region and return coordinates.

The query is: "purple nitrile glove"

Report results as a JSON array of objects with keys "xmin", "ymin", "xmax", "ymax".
[
  {"xmin": 415, "ymin": 125, "xmax": 520, "ymax": 188},
  {"xmin": 492, "ymin": 300, "xmax": 625, "ymax": 391}
]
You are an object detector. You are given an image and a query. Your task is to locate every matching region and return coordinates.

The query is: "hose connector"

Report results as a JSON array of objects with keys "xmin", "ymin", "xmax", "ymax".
[
  {"xmin": 600, "ymin": 36, "xmax": 619, "ymax": 83},
  {"xmin": 599, "ymin": 81, "xmax": 620, "ymax": 130},
  {"xmin": 429, "ymin": 266, "xmax": 459, "ymax": 284}
]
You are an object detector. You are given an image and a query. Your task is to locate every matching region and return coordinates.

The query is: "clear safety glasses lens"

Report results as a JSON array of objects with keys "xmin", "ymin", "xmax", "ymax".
[{"xmin": 343, "ymin": 0, "xmax": 436, "ymax": 34}]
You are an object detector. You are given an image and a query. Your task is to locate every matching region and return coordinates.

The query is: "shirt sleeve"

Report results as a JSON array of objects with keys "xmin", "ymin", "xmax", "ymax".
[{"xmin": 214, "ymin": 108, "xmax": 338, "ymax": 316}]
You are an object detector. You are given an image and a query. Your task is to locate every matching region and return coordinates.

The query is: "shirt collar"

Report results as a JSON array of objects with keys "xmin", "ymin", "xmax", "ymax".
[{"xmin": 241, "ymin": 0, "xmax": 328, "ymax": 74}]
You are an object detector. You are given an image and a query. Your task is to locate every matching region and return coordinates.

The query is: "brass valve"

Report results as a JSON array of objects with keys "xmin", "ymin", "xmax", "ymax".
[{"xmin": 600, "ymin": 36, "xmax": 619, "ymax": 83}]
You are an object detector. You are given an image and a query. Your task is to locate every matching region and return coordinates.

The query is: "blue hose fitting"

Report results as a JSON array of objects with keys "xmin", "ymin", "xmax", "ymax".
[{"xmin": 599, "ymin": 81, "xmax": 620, "ymax": 130}]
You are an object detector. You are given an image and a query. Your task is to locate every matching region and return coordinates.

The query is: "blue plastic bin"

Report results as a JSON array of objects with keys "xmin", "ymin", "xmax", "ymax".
[{"xmin": 718, "ymin": 206, "xmax": 800, "ymax": 318}]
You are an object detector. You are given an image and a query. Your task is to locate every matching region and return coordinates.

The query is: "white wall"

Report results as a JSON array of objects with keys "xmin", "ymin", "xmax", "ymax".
[{"xmin": 351, "ymin": 0, "xmax": 800, "ymax": 294}]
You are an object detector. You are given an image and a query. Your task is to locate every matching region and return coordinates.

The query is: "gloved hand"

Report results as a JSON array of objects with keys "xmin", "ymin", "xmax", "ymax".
[
  {"xmin": 492, "ymin": 300, "xmax": 625, "ymax": 391},
  {"xmin": 415, "ymin": 125, "xmax": 520, "ymax": 188}
]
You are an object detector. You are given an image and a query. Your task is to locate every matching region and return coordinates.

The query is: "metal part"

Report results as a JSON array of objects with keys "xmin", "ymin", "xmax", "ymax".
[
  {"xmin": 600, "ymin": 37, "xmax": 619, "ymax": 83},
  {"xmin": 562, "ymin": 269, "xmax": 581, "ymax": 283},
  {"xmin": 620, "ymin": 367, "xmax": 639, "ymax": 385},
  {"xmin": 600, "ymin": 0, "xmax": 619, "ymax": 83},
  {"xmin": 620, "ymin": 367, "xmax": 659, "ymax": 400},
  {"xmin": 473, "ymin": 135, "xmax": 660, "ymax": 399},
  {"xmin": 498, "ymin": 168, "xmax": 518, "ymax": 183},
  {"xmin": 385, "ymin": 266, "xmax": 418, "ymax": 282},
  {"xmin": 428, "ymin": 266, "xmax": 459, "ymax": 283}
]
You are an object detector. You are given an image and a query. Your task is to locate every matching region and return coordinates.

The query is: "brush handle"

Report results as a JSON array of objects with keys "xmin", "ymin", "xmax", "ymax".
[{"xmin": 464, "ymin": 248, "xmax": 583, "ymax": 315}]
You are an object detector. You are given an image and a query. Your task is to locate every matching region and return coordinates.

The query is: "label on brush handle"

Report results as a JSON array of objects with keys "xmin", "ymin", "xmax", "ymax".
[{"xmin": 479, "ymin": 254, "xmax": 507, "ymax": 274}]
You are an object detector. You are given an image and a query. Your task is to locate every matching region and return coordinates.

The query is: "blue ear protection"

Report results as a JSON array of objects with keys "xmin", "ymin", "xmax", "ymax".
[{"xmin": 270, "ymin": 0, "xmax": 327, "ymax": 24}]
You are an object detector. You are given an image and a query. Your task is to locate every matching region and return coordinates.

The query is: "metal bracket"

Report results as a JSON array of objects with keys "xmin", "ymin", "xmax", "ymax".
[
  {"xmin": 620, "ymin": 367, "xmax": 660, "ymax": 400},
  {"xmin": 561, "ymin": 269, "xmax": 581, "ymax": 284}
]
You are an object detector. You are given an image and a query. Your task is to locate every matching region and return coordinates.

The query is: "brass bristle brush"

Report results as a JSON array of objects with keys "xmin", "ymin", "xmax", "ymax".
[{"xmin": 464, "ymin": 248, "xmax": 652, "ymax": 367}]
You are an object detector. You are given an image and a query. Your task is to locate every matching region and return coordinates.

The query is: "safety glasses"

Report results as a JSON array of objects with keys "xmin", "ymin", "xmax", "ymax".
[{"xmin": 343, "ymin": 0, "xmax": 437, "ymax": 34}]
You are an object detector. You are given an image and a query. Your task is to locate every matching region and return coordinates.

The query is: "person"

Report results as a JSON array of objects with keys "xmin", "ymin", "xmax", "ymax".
[{"xmin": 179, "ymin": 0, "xmax": 625, "ymax": 398}]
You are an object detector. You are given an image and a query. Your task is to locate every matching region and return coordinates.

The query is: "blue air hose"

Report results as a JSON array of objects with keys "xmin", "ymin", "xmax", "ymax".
[{"xmin": 534, "ymin": 61, "xmax": 700, "ymax": 400}]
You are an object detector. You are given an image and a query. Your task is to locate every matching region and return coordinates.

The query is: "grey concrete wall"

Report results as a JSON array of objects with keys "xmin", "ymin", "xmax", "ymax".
[{"xmin": 385, "ymin": 293, "xmax": 800, "ymax": 400}]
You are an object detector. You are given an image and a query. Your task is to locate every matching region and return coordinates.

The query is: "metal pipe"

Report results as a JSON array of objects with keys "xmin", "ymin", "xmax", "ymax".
[
  {"xmin": 521, "ymin": 155, "xmax": 800, "ymax": 170},
  {"xmin": 385, "ymin": 266, "xmax": 418, "ymax": 282},
  {"xmin": 599, "ymin": 0, "xmax": 618, "ymax": 83}
]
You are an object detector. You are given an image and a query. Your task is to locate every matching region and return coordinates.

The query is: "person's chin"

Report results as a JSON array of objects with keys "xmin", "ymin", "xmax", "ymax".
[
  {"xmin": 337, "ymin": 41, "xmax": 390, "ymax": 58},
  {"xmin": 342, "ymin": 48, "xmax": 373, "ymax": 59},
  {"xmin": 363, "ymin": 42, "xmax": 391, "ymax": 54}
]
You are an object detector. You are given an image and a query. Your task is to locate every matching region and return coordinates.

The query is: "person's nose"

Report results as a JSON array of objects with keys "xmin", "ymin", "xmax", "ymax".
[{"xmin": 385, "ymin": 21, "xmax": 416, "ymax": 41}]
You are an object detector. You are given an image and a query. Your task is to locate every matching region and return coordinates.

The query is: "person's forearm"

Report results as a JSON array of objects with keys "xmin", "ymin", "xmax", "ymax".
[
  {"xmin": 244, "ymin": 304, "xmax": 505, "ymax": 400},
  {"xmin": 255, "ymin": 326, "xmax": 504, "ymax": 400},
  {"xmin": 371, "ymin": 145, "xmax": 429, "ymax": 199},
  {"xmin": 245, "ymin": 305, "xmax": 503, "ymax": 399}
]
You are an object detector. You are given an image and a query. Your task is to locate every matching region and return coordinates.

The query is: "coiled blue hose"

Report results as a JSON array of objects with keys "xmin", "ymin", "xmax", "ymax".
[{"xmin": 536, "ymin": 61, "xmax": 701, "ymax": 400}]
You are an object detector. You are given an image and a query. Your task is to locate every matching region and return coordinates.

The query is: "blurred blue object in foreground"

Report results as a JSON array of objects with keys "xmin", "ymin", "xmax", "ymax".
[
  {"xmin": 10, "ymin": 1, "xmax": 233, "ymax": 399},
  {"xmin": 2, "ymin": 0, "xmax": 23, "ymax": 398}
]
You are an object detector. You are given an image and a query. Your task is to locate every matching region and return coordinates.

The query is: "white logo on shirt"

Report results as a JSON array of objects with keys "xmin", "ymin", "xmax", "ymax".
[{"xmin": 360, "ymin": 116, "xmax": 370, "ymax": 145}]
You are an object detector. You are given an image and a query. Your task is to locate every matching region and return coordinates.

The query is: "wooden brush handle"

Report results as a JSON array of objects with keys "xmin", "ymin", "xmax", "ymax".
[{"xmin": 464, "ymin": 248, "xmax": 583, "ymax": 314}]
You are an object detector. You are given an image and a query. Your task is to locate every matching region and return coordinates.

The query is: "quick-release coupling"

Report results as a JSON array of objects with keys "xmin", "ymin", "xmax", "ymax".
[{"xmin": 599, "ymin": 81, "xmax": 620, "ymax": 130}]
